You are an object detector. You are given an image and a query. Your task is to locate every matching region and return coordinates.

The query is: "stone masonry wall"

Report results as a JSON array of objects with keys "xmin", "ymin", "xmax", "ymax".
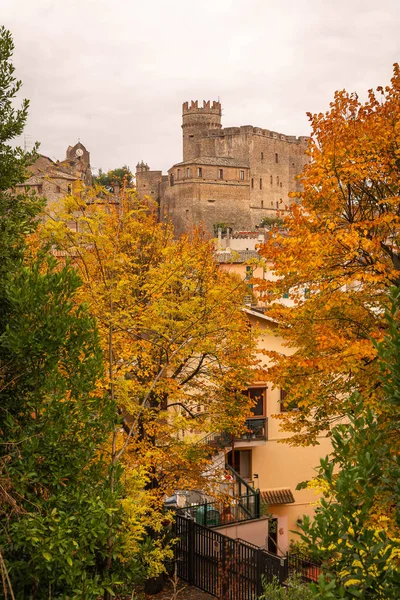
[
  {"xmin": 136, "ymin": 169, "xmax": 163, "ymax": 202},
  {"xmin": 141, "ymin": 101, "xmax": 309, "ymax": 236}
]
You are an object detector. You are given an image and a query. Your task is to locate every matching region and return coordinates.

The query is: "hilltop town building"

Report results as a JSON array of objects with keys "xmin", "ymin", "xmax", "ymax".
[
  {"xmin": 136, "ymin": 100, "xmax": 309, "ymax": 235},
  {"xmin": 16, "ymin": 141, "xmax": 92, "ymax": 203}
]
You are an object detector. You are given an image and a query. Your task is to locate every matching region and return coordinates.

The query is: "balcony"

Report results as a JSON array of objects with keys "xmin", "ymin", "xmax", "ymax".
[
  {"xmin": 200, "ymin": 418, "xmax": 268, "ymax": 450},
  {"xmin": 237, "ymin": 417, "xmax": 268, "ymax": 441}
]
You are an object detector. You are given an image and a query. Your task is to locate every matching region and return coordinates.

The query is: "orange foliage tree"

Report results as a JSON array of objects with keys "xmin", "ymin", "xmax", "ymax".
[
  {"xmin": 257, "ymin": 64, "xmax": 400, "ymax": 444},
  {"xmin": 37, "ymin": 187, "xmax": 257, "ymax": 514}
]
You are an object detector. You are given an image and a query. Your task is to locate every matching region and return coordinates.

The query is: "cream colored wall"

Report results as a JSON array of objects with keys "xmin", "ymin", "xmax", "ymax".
[
  {"xmin": 218, "ymin": 260, "xmax": 295, "ymax": 309},
  {"xmin": 216, "ymin": 259, "xmax": 333, "ymax": 547},
  {"xmin": 215, "ymin": 517, "xmax": 269, "ymax": 547},
  {"xmin": 249, "ymin": 315, "xmax": 331, "ymax": 546}
]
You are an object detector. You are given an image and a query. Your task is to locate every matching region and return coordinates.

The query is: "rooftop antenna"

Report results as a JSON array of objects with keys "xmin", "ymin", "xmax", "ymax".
[{"xmin": 24, "ymin": 134, "xmax": 33, "ymax": 152}]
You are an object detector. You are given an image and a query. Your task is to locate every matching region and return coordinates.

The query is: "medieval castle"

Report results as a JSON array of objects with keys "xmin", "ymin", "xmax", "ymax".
[{"xmin": 136, "ymin": 100, "xmax": 309, "ymax": 235}]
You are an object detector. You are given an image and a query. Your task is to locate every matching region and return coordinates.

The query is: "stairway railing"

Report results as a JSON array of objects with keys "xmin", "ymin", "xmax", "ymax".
[{"xmin": 175, "ymin": 464, "xmax": 260, "ymax": 527}]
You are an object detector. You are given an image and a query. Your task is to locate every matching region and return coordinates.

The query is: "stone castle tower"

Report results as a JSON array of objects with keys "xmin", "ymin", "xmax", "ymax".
[
  {"xmin": 182, "ymin": 100, "xmax": 222, "ymax": 161},
  {"xmin": 136, "ymin": 100, "xmax": 309, "ymax": 235}
]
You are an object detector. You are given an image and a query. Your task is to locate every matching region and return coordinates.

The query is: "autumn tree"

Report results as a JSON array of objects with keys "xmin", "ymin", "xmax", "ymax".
[
  {"xmin": 257, "ymin": 64, "xmax": 400, "ymax": 443},
  {"xmin": 298, "ymin": 288, "xmax": 400, "ymax": 599},
  {"xmin": 94, "ymin": 165, "xmax": 133, "ymax": 189},
  {"xmin": 38, "ymin": 188, "xmax": 258, "ymax": 582}
]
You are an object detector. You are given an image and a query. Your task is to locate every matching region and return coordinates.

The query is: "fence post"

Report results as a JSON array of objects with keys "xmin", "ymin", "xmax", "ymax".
[
  {"xmin": 255, "ymin": 489, "xmax": 260, "ymax": 519},
  {"xmin": 187, "ymin": 518, "xmax": 194, "ymax": 585},
  {"xmin": 279, "ymin": 554, "xmax": 288, "ymax": 584},
  {"xmin": 221, "ymin": 539, "xmax": 229, "ymax": 599},
  {"xmin": 256, "ymin": 548, "xmax": 264, "ymax": 597}
]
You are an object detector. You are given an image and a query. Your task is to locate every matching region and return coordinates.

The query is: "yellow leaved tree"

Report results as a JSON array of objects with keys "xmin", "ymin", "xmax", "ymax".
[{"xmin": 36, "ymin": 185, "xmax": 258, "ymax": 580}]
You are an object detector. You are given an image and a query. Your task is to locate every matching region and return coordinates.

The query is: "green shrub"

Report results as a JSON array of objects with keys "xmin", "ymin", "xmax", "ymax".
[{"xmin": 259, "ymin": 574, "xmax": 314, "ymax": 600}]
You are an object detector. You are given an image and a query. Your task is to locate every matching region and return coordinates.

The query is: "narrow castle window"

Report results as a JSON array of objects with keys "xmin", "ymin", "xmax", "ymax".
[
  {"xmin": 170, "ymin": 174, "xmax": 174, "ymax": 186},
  {"xmin": 239, "ymin": 170, "xmax": 244, "ymax": 180},
  {"xmin": 261, "ymin": 152, "xmax": 264, "ymax": 160},
  {"xmin": 261, "ymin": 200, "xmax": 264, "ymax": 208},
  {"xmin": 56, "ymin": 185, "xmax": 61, "ymax": 193},
  {"xmin": 259, "ymin": 178, "xmax": 262, "ymax": 190},
  {"xmin": 277, "ymin": 176, "xmax": 279, "ymax": 185},
  {"xmin": 198, "ymin": 167, "xmax": 202, "ymax": 177},
  {"xmin": 251, "ymin": 178, "xmax": 254, "ymax": 188},
  {"xmin": 270, "ymin": 175, "xmax": 273, "ymax": 184},
  {"xmin": 186, "ymin": 167, "xmax": 191, "ymax": 178},
  {"xmin": 177, "ymin": 169, "xmax": 180, "ymax": 179},
  {"xmin": 280, "ymin": 182, "xmax": 283, "ymax": 188},
  {"xmin": 275, "ymin": 153, "xmax": 279, "ymax": 163},
  {"xmin": 219, "ymin": 169, "xmax": 224, "ymax": 179},
  {"xmin": 276, "ymin": 201, "xmax": 279, "ymax": 208}
]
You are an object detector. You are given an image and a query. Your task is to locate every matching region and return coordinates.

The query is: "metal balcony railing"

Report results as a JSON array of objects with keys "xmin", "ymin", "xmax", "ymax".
[
  {"xmin": 198, "ymin": 418, "xmax": 268, "ymax": 451},
  {"xmin": 239, "ymin": 417, "xmax": 268, "ymax": 441}
]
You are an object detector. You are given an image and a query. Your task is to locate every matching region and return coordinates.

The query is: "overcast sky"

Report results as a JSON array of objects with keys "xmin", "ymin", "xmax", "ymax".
[{"xmin": 2, "ymin": 0, "xmax": 400, "ymax": 173}]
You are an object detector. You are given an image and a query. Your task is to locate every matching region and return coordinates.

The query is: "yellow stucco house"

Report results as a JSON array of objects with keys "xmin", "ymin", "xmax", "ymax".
[{"xmin": 211, "ymin": 232, "xmax": 332, "ymax": 555}]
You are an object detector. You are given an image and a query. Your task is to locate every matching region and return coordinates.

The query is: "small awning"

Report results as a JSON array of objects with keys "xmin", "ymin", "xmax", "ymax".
[{"xmin": 261, "ymin": 488, "xmax": 295, "ymax": 505}]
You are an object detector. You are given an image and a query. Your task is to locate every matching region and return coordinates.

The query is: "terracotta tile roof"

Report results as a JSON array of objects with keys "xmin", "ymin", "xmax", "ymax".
[
  {"xmin": 215, "ymin": 250, "xmax": 260, "ymax": 263},
  {"xmin": 16, "ymin": 170, "xmax": 77, "ymax": 186},
  {"xmin": 261, "ymin": 488, "xmax": 295, "ymax": 505},
  {"xmin": 231, "ymin": 231, "xmax": 262, "ymax": 239}
]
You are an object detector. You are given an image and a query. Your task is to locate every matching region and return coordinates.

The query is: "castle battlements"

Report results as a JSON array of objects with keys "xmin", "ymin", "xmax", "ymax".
[
  {"xmin": 136, "ymin": 99, "xmax": 309, "ymax": 237},
  {"xmin": 207, "ymin": 126, "xmax": 308, "ymax": 144},
  {"xmin": 182, "ymin": 100, "xmax": 222, "ymax": 115}
]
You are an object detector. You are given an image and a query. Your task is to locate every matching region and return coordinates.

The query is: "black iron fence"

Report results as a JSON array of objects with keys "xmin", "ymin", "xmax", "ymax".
[
  {"xmin": 287, "ymin": 551, "xmax": 322, "ymax": 583},
  {"xmin": 174, "ymin": 514, "xmax": 288, "ymax": 600}
]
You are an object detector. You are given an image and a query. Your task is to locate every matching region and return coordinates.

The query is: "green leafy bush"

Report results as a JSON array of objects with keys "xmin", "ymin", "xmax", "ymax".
[{"xmin": 259, "ymin": 574, "xmax": 314, "ymax": 600}]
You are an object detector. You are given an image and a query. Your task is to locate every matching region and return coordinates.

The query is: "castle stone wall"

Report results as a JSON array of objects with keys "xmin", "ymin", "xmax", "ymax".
[
  {"xmin": 138, "ymin": 100, "xmax": 309, "ymax": 236},
  {"xmin": 136, "ymin": 167, "xmax": 163, "ymax": 202}
]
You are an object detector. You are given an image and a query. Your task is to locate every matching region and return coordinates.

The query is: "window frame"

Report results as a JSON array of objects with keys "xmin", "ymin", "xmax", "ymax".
[{"xmin": 243, "ymin": 386, "xmax": 267, "ymax": 418}]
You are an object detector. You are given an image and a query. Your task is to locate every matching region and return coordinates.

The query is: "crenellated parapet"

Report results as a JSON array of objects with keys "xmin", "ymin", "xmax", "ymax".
[
  {"xmin": 182, "ymin": 100, "xmax": 222, "ymax": 161},
  {"xmin": 182, "ymin": 100, "xmax": 221, "ymax": 116}
]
